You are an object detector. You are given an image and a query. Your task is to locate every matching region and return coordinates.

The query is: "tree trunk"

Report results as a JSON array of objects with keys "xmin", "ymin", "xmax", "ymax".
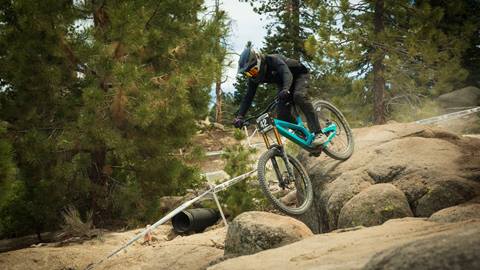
[
  {"xmin": 88, "ymin": 148, "xmax": 108, "ymax": 225},
  {"xmin": 373, "ymin": 0, "xmax": 386, "ymax": 124},
  {"xmin": 289, "ymin": 0, "xmax": 302, "ymax": 59},
  {"xmin": 215, "ymin": 77, "xmax": 223, "ymax": 123},
  {"xmin": 89, "ymin": 1, "xmax": 111, "ymax": 226},
  {"xmin": 0, "ymin": 232, "xmax": 61, "ymax": 253},
  {"xmin": 214, "ymin": 0, "xmax": 223, "ymax": 123}
]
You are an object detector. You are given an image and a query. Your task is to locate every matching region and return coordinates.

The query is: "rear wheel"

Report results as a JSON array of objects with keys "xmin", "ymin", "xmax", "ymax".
[
  {"xmin": 257, "ymin": 147, "xmax": 313, "ymax": 215},
  {"xmin": 313, "ymin": 100, "xmax": 354, "ymax": 160}
]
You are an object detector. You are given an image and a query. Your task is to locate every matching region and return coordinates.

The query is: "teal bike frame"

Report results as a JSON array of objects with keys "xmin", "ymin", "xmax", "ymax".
[
  {"xmin": 274, "ymin": 116, "xmax": 337, "ymax": 149},
  {"xmin": 246, "ymin": 98, "xmax": 338, "ymax": 153}
]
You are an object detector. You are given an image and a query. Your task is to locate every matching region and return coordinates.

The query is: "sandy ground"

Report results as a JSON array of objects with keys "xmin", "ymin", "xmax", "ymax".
[{"xmin": 0, "ymin": 225, "xmax": 226, "ymax": 270}]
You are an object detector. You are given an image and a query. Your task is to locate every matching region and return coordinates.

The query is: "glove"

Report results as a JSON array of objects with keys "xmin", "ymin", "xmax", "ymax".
[
  {"xmin": 232, "ymin": 116, "xmax": 245, "ymax": 129},
  {"xmin": 278, "ymin": 90, "xmax": 290, "ymax": 101}
]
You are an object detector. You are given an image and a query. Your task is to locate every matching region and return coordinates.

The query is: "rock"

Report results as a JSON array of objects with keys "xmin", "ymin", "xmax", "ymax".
[
  {"xmin": 203, "ymin": 170, "xmax": 230, "ymax": 183},
  {"xmin": 391, "ymin": 175, "xmax": 431, "ymax": 210},
  {"xmin": 415, "ymin": 178, "xmax": 479, "ymax": 217},
  {"xmin": 428, "ymin": 202, "xmax": 480, "ymax": 223},
  {"xmin": 435, "ymin": 86, "xmax": 480, "ymax": 133},
  {"xmin": 437, "ymin": 86, "xmax": 480, "ymax": 109},
  {"xmin": 321, "ymin": 172, "xmax": 373, "ymax": 231},
  {"xmin": 213, "ymin": 122, "xmax": 225, "ymax": 131},
  {"xmin": 337, "ymin": 184, "xmax": 413, "ymax": 228},
  {"xmin": 208, "ymin": 218, "xmax": 480, "ymax": 270},
  {"xmin": 469, "ymin": 196, "xmax": 480, "ymax": 203},
  {"xmin": 224, "ymin": 211, "xmax": 312, "ymax": 257},
  {"xmin": 362, "ymin": 222, "xmax": 480, "ymax": 270},
  {"xmin": 197, "ymin": 117, "xmax": 212, "ymax": 129},
  {"xmin": 297, "ymin": 123, "xmax": 480, "ymax": 233}
]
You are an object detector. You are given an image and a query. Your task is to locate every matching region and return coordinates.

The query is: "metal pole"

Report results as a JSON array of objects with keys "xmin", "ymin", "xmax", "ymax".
[
  {"xmin": 85, "ymin": 188, "xmax": 214, "ymax": 270},
  {"xmin": 212, "ymin": 191, "xmax": 228, "ymax": 227},
  {"xmin": 85, "ymin": 169, "xmax": 257, "ymax": 270},
  {"xmin": 414, "ymin": 107, "xmax": 480, "ymax": 125},
  {"xmin": 244, "ymin": 126, "xmax": 251, "ymax": 147}
]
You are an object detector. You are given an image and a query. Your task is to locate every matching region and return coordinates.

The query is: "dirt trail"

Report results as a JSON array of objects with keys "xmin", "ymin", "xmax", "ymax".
[{"xmin": 0, "ymin": 225, "xmax": 226, "ymax": 270}]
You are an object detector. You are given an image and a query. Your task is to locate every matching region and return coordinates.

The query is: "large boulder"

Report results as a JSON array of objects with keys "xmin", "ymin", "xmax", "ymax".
[
  {"xmin": 297, "ymin": 123, "xmax": 480, "ymax": 233},
  {"xmin": 208, "ymin": 218, "xmax": 480, "ymax": 270},
  {"xmin": 435, "ymin": 87, "xmax": 480, "ymax": 133},
  {"xmin": 337, "ymin": 184, "xmax": 413, "ymax": 228},
  {"xmin": 415, "ymin": 177, "xmax": 478, "ymax": 217},
  {"xmin": 428, "ymin": 201, "xmax": 480, "ymax": 223},
  {"xmin": 437, "ymin": 86, "xmax": 480, "ymax": 109},
  {"xmin": 224, "ymin": 211, "xmax": 312, "ymax": 257},
  {"xmin": 362, "ymin": 223, "xmax": 480, "ymax": 270},
  {"xmin": 321, "ymin": 172, "xmax": 373, "ymax": 230}
]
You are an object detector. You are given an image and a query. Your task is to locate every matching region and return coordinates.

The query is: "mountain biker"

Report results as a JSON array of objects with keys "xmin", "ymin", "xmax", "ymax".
[{"xmin": 232, "ymin": 42, "xmax": 328, "ymax": 147}]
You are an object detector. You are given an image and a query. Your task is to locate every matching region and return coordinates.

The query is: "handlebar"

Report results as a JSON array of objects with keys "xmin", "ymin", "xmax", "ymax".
[{"xmin": 241, "ymin": 97, "xmax": 281, "ymax": 127}]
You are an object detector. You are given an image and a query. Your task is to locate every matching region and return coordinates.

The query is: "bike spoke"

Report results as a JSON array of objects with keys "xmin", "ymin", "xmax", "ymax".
[{"xmin": 263, "ymin": 154, "xmax": 307, "ymax": 209}]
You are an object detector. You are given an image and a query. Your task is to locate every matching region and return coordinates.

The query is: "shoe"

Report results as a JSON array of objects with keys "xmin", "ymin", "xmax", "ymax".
[{"xmin": 311, "ymin": 133, "xmax": 328, "ymax": 148}]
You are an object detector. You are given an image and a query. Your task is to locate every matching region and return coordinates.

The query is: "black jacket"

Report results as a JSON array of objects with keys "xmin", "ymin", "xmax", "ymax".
[{"xmin": 238, "ymin": 54, "xmax": 308, "ymax": 117}]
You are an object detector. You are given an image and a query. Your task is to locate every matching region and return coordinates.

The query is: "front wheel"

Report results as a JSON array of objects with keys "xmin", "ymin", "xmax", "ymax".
[
  {"xmin": 313, "ymin": 100, "xmax": 354, "ymax": 160},
  {"xmin": 257, "ymin": 147, "xmax": 313, "ymax": 215}
]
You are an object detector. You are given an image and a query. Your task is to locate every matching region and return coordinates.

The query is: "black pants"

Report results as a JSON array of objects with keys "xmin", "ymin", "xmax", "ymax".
[{"xmin": 277, "ymin": 73, "xmax": 322, "ymax": 133}]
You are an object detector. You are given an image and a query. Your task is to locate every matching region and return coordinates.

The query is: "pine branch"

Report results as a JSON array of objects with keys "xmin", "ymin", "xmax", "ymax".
[{"xmin": 145, "ymin": 4, "xmax": 160, "ymax": 30}]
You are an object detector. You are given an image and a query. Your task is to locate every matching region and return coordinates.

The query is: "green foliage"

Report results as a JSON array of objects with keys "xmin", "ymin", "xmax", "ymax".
[
  {"xmin": 305, "ymin": 0, "xmax": 478, "ymax": 124},
  {"xmin": 233, "ymin": 129, "xmax": 246, "ymax": 141},
  {"xmin": 188, "ymin": 145, "xmax": 207, "ymax": 163},
  {"xmin": 218, "ymin": 138, "xmax": 266, "ymax": 218},
  {"xmin": 223, "ymin": 144, "xmax": 256, "ymax": 177},
  {"xmin": 0, "ymin": 0, "xmax": 229, "ymax": 237},
  {"xmin": 0, "ymin": 123, "xmax": 16, "ymax": 200}
]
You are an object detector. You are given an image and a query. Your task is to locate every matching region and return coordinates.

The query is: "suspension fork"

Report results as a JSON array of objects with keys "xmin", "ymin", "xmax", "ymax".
[
  {"xmin": 261, "ymin": 131, "xmax": 282, "ymax": 186},
  {"xmin": 272, "ymin": 126, "xmax": 295, "ymax": 183}
]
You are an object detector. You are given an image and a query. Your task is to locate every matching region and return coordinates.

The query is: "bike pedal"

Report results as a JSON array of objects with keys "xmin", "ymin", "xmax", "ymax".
[{"xmin": 309, "ymin": 151, "xmax": 321, "ymax": 157}]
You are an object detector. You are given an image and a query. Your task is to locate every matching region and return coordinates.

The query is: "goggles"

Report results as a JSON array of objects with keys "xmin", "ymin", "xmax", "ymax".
[
  {"xmin": 244, "ymin": 57, "xmax": 261, "ymax": 78},
  {"xmin": 245, "ymin": 66, "xmax": 259, "ymax": 78}
]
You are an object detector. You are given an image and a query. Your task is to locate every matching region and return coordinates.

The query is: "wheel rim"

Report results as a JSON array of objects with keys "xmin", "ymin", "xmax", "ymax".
[
  {"xmin": 315, "ymin": 104, "xmax": 351, "ymax": 156},
  {"xmin": 263, "ymin": 153, "xmax": 309, "ymax": 212}
]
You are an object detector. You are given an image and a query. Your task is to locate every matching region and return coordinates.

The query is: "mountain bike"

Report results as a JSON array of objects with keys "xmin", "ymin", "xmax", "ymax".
[{"xmin": 242, "ymin": 98, "xmax": 354, "ymax": 215}]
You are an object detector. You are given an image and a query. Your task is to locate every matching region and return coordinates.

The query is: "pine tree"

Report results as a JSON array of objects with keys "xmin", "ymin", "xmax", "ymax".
[
  {"xmin": 306, "ymin": 0, "xmax": 474, "ymax": 124},
  {"xmin": 0, "ymin": 0, "xmax": 229, "ymax": 236},
  {"xmin": 0, "ymin": 0, "xmax": 83, "ymax": 238},
  {"xmin": 428, "ymin": 0, "xmax": 480, "ymax": 87},
  {"xmin": 242, "ymin": 0, "xmax": 319, "ymax": 60},
  {"xmin": 219, "ymin": 137, "xmax": 265, "ymax": 218}
]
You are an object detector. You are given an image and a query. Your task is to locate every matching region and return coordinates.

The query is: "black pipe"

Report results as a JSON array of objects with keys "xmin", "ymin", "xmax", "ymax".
[{"xmin": 172, "ymin": 208, "xmax": 220, "ymax": 234}]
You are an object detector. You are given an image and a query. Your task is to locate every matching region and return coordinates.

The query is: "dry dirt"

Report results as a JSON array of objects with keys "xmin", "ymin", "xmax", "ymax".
[{"xmin": 0, "ymin": 225, "xmax": 227, "ymax": 270}]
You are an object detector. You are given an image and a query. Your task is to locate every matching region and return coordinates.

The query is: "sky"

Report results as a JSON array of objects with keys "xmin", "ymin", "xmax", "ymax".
[{"xmin": 205, "ymin": 0, "xmax": 269, "ymax": 93}]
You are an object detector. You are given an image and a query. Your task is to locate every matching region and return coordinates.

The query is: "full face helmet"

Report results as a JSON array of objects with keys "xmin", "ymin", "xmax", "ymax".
[{"xmin": 238, "ymin": 42, "xmax": 262, "ymax": 78}]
